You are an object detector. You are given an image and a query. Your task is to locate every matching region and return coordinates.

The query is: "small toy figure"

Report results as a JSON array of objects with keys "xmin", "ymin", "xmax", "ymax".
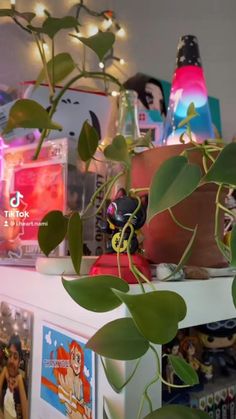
[
  {"xmin": 99, "ymin": 188, "xmax": 147, "ymax": 254},
  {"xmin": 163, "ymin": 338, "xmax": 184, "ymax": 392},
  {"xmin": 180, "ymin": 336, "xmax": 201, "ymax": 372},
  {"xmin": 197, "ymin": 320, "xmax": 236, "ymax": 378}
]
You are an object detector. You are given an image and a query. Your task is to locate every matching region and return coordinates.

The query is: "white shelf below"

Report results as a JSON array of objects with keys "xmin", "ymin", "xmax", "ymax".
[{"xmin": 0, "ymin": 265, "xmax": 235, "ymax": 418}]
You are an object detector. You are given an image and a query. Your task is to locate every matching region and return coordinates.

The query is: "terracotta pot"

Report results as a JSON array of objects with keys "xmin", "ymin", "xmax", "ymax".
[{"xmin": 131, "ymin": 144, "xmax": 227, "ymax": 268}]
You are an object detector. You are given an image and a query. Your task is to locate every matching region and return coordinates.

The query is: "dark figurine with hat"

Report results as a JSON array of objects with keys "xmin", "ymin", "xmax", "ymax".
[{"xmin": 196, "ymin": 319, "xmax": 236, "ymax": 378}]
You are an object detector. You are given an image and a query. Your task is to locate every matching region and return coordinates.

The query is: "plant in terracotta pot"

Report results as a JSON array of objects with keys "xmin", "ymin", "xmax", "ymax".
[
  {"xmin": 1, "ymin": 3, "xmax": 236, "ymax": 418},
  {"xmin": 38, "ymin": 104, "xmax": 236, "ymax": 419}
]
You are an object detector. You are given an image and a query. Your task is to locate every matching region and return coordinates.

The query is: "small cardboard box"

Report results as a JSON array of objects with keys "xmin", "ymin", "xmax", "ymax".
[{"xmin": 0, "ymin": 138, "xmax": 106, "ymax": 266}]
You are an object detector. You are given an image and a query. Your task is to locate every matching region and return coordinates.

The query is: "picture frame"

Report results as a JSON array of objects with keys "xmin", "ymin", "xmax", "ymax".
[
  {"xmin": 0, "ymin": 300, "xmax": 33, "ymax": 419},
  {"xmin": 40, "ymin": 322, "xmax": 96, "ymax": 418}
]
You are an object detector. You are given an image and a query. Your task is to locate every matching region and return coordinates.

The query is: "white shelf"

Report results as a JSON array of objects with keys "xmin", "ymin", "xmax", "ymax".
[{"xmin": 0, "ymin": 265, "xmax": 235, "ymax": 419}]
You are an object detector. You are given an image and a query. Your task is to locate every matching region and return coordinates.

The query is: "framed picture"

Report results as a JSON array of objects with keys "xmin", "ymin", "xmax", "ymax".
[
  {"xmin": 40, "ymin": 322, "xmax": 95, "ymax": 418},
  {"xmin": 0, "ymin": 300, "xmax": 33, "ymax": 419}
]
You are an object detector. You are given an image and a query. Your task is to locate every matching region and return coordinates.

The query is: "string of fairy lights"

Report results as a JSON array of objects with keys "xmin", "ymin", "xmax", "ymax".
[{"xmin": 9, "ymin": 0, "xmax": 127, "ymax": 78}]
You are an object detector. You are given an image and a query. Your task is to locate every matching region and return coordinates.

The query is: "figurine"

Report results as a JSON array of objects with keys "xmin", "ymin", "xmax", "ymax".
[
  {"xmin": 99, "ymin": 188, "xmax": 147, "ymax": 254},
  {"xmin": 197, "ymin": 320, "xmax": 236, "ymax": 378},
  {"xmin": 180, "ymin": 336, "xmax": 201, "ymax": 373}
]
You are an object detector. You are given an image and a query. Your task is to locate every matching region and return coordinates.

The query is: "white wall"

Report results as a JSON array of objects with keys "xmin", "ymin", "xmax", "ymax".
[{"xmin": 0, "ymin": 0, "xmax": 236, "ymax": 139}]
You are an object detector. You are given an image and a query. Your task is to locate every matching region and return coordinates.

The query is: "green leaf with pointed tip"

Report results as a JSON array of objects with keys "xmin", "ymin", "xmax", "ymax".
[
  {"xmin": 35, "ymin": 52, "xmax": 76, "ymax": 88},
  {"xmin": 79, "ymin": 31, "xmax": 115, "ymax": 61},
  {"xmin": 17, "ymin": 11, "xmax": 36, "ymax": 22},
  {"xmin": 86, "ymin": 318, "xmax": 149, "ymax": 360},
  {"xmin": 67, "ymin": 212, "xmax": 83, "ymax": 275},
  {"xmin": 78, "ymin": 121, "xmax": 99, "ymax": 162},
  {"xmin": 62, "ymin": 275, "xmax": 129, "ymax": 312},
  {"xmin": 143, "ymin": 405, "xmax": 211, "ymax": 419},
  {"xmin": 29, "ymin": 16, "xmax": 79, "ymax": 38},
  {"xmin": 230, "ymin": 224, "xmax": 236, "ymax": 267},
  {"xmin": 101, "ymin": 357, "xmax": 141, "ymax": 393},
  {"xmin": 204, "ymin": 143, "xmax": 236, "ymax": 185},
  {"xmin": 178, "ymin": 102, "xmax": 199, "ymax": 128},
  {"xmin": 112, "ymin": 290, "xmax": 187, "ymax": 344},
  {"xmin": 104, "ymin": 135, "xmax": 130, "ymax": 166},
  {"xmin": 0, "ymin": 9, "xmax": 13, "ymax": 17},
  {"xmin": 168, "ymin": 355, "xmax": 199, "ymax": 385},
  {"xmin": 2, "ymin": 99, "xmax": 62, "ymax": 134},
  {"xmin": 0, "ymin": 9, "xmax": 35, "ymax": 21},
  {"xmin": 231, "ymin": 276, "xmax": 236, "ymax": 309},
  {"xmin": 147, "ymin": 156, "xmax": 201, "ymax": 222},
  {"xmin": 38, "ymin": 211, "xmax": 68, "ymax": 256}
]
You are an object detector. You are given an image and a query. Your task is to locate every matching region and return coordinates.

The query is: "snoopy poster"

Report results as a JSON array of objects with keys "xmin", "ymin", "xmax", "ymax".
[{"xmin": 40, "ymin": 323, "xmax": 95, "ymax": 419}]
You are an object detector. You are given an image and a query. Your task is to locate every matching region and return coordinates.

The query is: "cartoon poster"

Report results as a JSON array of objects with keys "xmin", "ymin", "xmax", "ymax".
[
  {"xmin": 40, "ymin": 323, "xmax": 95, "ymax": 419},
  {"xmin": 0, "ymin": 300, "xmax": 33, "ymax": 419}
]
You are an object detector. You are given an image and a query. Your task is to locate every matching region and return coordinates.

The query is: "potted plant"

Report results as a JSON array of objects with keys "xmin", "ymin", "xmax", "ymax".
[{"xmin": 1, "ymin": 2, "xmax": 236, "ymax": 418}]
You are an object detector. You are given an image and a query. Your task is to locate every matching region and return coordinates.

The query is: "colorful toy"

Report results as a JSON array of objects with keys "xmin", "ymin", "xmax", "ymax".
[
  {"xmin": 99, "ymin": 188, "xmax": 147, "ymax": 254},
  {"xmin": 197, "ymin": 320, "xmax": 236, "ymax": 378}
]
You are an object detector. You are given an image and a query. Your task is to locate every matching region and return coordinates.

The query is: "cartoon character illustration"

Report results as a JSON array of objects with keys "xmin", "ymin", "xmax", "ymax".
[
  {"xmin": 99, "ymin": 189, "xmax": 147, "ymax": 254},
  {"xmin": 55, "ymin": 341, "xmax": 91, "ymax": 419},
  {"xmin": 124, "ymin": 73, "xmax": 167, "ymax": 118},
  {"xmin": 41, "ymin": 332, "xmax": 92, "ymax": 419}
]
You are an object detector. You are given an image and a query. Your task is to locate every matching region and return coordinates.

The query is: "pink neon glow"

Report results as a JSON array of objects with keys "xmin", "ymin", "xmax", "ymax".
[{"xmin": 170, "ymin": 66, "xmax": 208, "ymax": 112}]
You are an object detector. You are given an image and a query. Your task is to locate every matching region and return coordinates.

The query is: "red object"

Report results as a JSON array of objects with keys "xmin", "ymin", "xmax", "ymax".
[{"xmin": 89, "ymin": 253, "xmax": 152, "ymax": 284}]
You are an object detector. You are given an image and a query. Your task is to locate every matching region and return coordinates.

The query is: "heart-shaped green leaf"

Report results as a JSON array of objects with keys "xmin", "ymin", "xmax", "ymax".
[
  {"xmin": 101, "ymin": 357, "xmax": 141, "ymax": 393},
  {"xmin": 17, "ymin": 11, "xmax": 36, "ymax": 22},
  {"xmin": 113, "ymin": 290, "xmax": 187, "ymax": 344},
  {"xmin": 147, "ymin": 156, "xmax": 201, "ymax": 222},
  {"xmin": 35, "ymin": 53, "xmax": 76, "ymax": 88},
  {"xmin": 29, "ymin": 16, "xmax": 79, "ymax": 39},
  {"xmin": 62, "ymin": 275, "xmax": 129, "ymax": 312},
  {"xmin": 86, "ymin": 318, "xmax": 149, "ymax": 360},
  {"xmin": 0, "ymin": 9, "xmax": 13, "ymax": 17},
  {"xmin": 178, "ymin": 102, "xmax": 199, "ymax": 128},
  {"xmin": 38, "ymin": 210, "xmax": 68, "ymax": 256},
  {"xmin": 143, "ymin": 405, "xmax": 210, "ymax": 419},
  {"xmin": 67, "ymin": 212, "xmax": 83, "ymax": 275},
  {"xmin": 79, "ymin": 31, "xmax": 115, "ymax": 61},
  {"xmin": 204, "ymin": 143, "xmax": 236, "ymax": 185},
  {"xmin": 104, "ymin": 135, "xmax": 130, "ymax": 166},
  {"xmin": 78, "ymin": 121, "xmax": 99, "ymax": 162},
  {"xmin": 0, "ymin": 9, "xmax": 35, "ymax": 21},
  {"xmin": 230, "ymin": 224, "xmax": 236, "ymax": 267},
  {"xmin": 168, "ymin": 355, "xmax": 199, "ymax": 385},
  {"xmin": 231, "ymin": 276, "xmax": 236, "ymax": 309},
  {"xmin": 2, "ymin": 99, "xmax": 62, "ymax": 133}
]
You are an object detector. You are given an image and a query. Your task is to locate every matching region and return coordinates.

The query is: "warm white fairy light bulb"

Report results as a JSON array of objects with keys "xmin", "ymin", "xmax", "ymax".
[
  {"xmin": 87, "ymin": 24, "xmax": 99, "ymax": 37},
  {"xmin": 111, "ymin": 91, "xmax": 119, "ymax": 97},
  {"xmin": 116, "ymin": 27, "xmax": 126, "ymax": 38},
  {"xmin": 119, "ymin": 58, "xmax": 125, "ymax": 65},
  {"xmin": 35, "ymin": 3, "xmax": 46, "ymax": 17},
  {"xmin": 101, "ymin": 18, "xmax": 112, "ymax": 31},
  {"xmin": 99, "ymin": 62, "xmax": 104, "ymax": 69}
]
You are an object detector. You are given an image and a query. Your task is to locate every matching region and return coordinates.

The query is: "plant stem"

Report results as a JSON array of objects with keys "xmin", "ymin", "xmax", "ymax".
[
  {"xmin": 34, "ymin": 35, "xmax": 54, "ymax": 97},
  {"xmin": 33, "ymin": 70, "xmax": 123, "ymax": 160},
  {"xmin": 168, "ymin": 208, "xmax": 195, "ymax": 232},
  {"xmin": 215, "ymin": 184, "xmax": 231, "ymax": 261},
  {"xmin": 81, "ymin": 171, "xmax": 125, "ymax": 220}
]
